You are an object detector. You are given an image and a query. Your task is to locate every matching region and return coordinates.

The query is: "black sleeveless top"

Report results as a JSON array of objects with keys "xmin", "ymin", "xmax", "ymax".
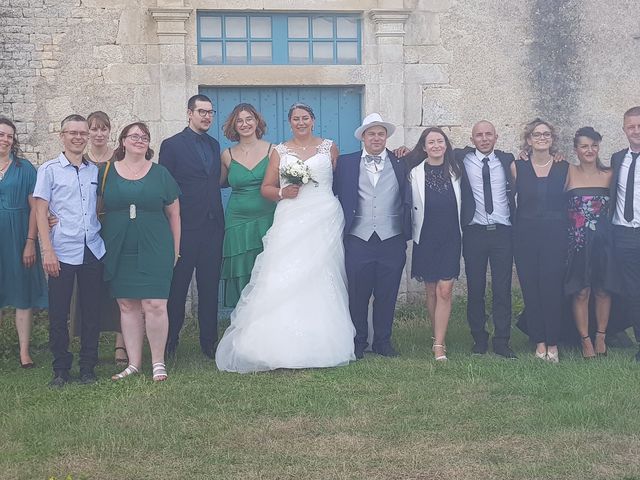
[{"xmin": 514, "ymin": 159, "xmax": 568, "ymax": 221}]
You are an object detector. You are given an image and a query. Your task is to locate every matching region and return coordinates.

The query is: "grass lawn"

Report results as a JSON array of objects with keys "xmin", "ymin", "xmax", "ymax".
[{"xmin": 1, "ymin": 297, "xmax": 640, "ymax": 480}]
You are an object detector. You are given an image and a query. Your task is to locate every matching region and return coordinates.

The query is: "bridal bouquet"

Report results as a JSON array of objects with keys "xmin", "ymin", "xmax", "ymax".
[{"xmin": 280, "ymin": 160, "xmax": 318, "ymax": 186}]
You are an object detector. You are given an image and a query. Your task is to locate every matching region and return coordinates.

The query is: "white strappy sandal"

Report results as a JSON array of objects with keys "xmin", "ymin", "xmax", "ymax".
[
  {"xmin": 152, "ymin": 362, "xmax": 168, "ymax": 382},
  {"xmin": 111, "ymin": 364, "xmax": 139, "ymax": 381}
]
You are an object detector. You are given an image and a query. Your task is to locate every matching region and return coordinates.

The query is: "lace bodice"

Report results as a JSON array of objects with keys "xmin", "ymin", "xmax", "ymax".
[{"xmin": 275, "ymin": 139, "xmax": 334, "ymax": 191}]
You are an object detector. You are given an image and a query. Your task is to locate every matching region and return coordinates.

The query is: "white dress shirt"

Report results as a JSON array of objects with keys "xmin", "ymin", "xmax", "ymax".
[
  {"xmin": 361, "ymin": 148, "xmax": 388, "ymax": 187},
  {"xmin": 613, "ymin": 148, "xmax": 640, "ymax": 228},
  {"xmin": 463, "ymin": 149, "xmax": 511, "ymax": 226}
]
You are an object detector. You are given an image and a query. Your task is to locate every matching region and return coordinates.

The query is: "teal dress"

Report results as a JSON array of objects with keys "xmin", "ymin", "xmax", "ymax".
[
  {"xmin": 0, "ymin": 157, "xmax": 47, "ymax": 309},
  {"xmin": 221, "ymin": 152, "xmax": 276, "ymax": 307},
  {"xmin": 99, "ymin": 162, "xmax": 181, "ymax": 299}
]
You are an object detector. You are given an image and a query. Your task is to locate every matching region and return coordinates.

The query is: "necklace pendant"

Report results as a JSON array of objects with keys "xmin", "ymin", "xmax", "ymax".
[{"xmin": 129, "ymin": 204, "xmax": 137, "ymax": 219}]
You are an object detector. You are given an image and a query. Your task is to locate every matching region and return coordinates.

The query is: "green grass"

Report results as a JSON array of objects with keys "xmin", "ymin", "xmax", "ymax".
[{"xmin": 1, "ymin": 298, "xmax": 640, "ymax": 480}]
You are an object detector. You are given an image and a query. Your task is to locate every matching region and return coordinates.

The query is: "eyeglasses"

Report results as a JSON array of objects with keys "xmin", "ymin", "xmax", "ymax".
[
  {"xmin": 531, "ymin": 131, "xmax": 552, "ymax": 139},
  {"xmin": 62, "ymin": 131, "xmax": 90, "ymax": 138},
  {"xmin": 192, "ymin": 109, "xmax": 215, "ymax": 118},
  {"xmin": 125, "ymin": 134, "xmax": 150, "ymax": 143}
]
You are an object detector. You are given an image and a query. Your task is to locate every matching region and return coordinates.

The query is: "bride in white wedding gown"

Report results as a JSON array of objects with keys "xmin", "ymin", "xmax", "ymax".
[{"xmin": 215, "ymin": 104, "xmax": 355, "ymax": 373}]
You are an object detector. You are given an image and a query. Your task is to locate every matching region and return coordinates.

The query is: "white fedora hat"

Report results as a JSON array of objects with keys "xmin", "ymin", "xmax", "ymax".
[{"xmin": 354, "ymin": 113, "xmax": 396, "ymax": 140}]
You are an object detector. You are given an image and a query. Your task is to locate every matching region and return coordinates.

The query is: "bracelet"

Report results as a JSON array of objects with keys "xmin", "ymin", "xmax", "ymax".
[
  {"xmin": 278, "ymin": 187, "xmax": 283, "ymax": 199},
  {"xmin": 26, "ymin": 237, "xmax": 36, "ymax": 241}
]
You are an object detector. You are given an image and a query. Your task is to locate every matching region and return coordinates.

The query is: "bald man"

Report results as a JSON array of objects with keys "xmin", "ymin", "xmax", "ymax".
[{"xmin": 455, "ymin": 121, "xmax": 517, "ymax": 358}]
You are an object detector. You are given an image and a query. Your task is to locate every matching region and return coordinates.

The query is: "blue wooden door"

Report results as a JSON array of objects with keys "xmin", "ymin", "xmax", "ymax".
[{"xmin": 200, "ymin": 86, "xmax": 362, "ymax": 157}]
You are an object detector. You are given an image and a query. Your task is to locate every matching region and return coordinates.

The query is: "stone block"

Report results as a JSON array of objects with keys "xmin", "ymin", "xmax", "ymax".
[
  {"xmin": 133, "ymin": 84, "xmax": 161, "ymax": 121},
  {"xmin": 421, "ymin": 87, "xmax": 461, "ymax": 126},
  {"xmin": 12, "ymin": 102, "xmax": 38, "ymax": 121},
  {"xmin": 45, "ymin": 96, "xmax": 72, "ymax": 117},
  {"xmin": 405, "ymin": 63, "xmax": 448, "ymax": 84},
  {"xmin": 122, "ymin": 45, "xmax": 148, "ymax": 63},
  {"xmin": 404, "ymin": 83, "xmax": 423, "ymax": 126},
  {"xmin": 415, "ymin": 0, "xmax": 452, "ymax": 12},
  {"xmin": 404, "ymin": 45, "xmax": 452, "ymax": 64},
  {"xmin": 93, "ymin": 45, "xmax": 124, "ymax": 64},
  {"xmin": 41, "ymin": 59, "xmax": 58, "ymax": 68},
  {"xmin": 404, "ymin": 12, "xmax": 441, "ymax": 46},
  {"xmin": 103, "ymin": 63, "xmax": 159, "ymax": 85}
]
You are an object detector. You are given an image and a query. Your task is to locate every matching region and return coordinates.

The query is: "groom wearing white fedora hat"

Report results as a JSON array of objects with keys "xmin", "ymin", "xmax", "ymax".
[{"xmin": 333, "ymin": 113, "xmax": 412, "ymax": 359}]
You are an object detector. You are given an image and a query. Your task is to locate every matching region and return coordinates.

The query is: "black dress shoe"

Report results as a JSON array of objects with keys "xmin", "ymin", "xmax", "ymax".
[
  {"xmin": 201, "ymin": 347, "xmax": 215, "ymax": 360},
  {"xmin": 494, "ymin": 345, "xmax": 518, "ymax": 359},
  {"xmin": 472, "ymin": 342, "xmax": 488, "ymax": 355},
  {"xmin": 79, "ymin": 371, "xmax": 97, "ymax": 385},
  {"xmin": 49, "ymin": 373, "xmax": 69, "ymax": 388},
  {"xmin": 354, "ymin": 347, "xmax": 365, "ymax": 360},
  {"xmin": 372, "ymin": 344, "xmax": 399, "ymax": 357}
]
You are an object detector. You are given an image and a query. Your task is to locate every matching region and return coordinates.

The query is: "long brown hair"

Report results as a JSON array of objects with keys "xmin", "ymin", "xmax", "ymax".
[
  {"xmin": 0, "ymin": 117, "xmax": 23, "ymax": 165},
  {"xmin": 404, "ymin": 127, "xmax": 460, "ymax": 178},
  {"xmin": 114, "ymin": 122, "xmax": 154, "ymax": 161}
]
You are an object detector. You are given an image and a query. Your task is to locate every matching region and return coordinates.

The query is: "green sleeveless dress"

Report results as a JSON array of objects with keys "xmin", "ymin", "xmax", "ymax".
[{"xmin": 221, "ymin": 150, "xmax": 276, "ymax": 307}]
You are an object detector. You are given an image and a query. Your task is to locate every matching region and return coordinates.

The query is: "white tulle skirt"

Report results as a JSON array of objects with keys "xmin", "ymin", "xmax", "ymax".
[{"xmin": 215, "ymin": 185, "xmax": 356, "ymax": 373}]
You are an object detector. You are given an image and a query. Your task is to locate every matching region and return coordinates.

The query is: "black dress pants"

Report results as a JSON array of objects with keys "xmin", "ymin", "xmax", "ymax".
[
  {"xmin": 514, "ymin": 219, "xmax": 567, "ymax": 346},
  {"xmin": 344, "ymin": 234, "xmax": 406, "ymax": 350},
  {"xmin": 167, "ymin": 219, "xmax": 224, "ymax": 351},
  {"xmin": 462, "ymin": 224, "xmax": 513, "ymax": 347},
  {"xmin": 48, "ymin": 246, "xmax": 103, "ymax": 375},
  {"xmin": 613, "ymin": 225, "xmax": 640, "ymax": 340}
]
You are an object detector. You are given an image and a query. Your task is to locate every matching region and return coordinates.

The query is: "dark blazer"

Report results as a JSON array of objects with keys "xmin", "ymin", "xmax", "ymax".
[
  {"xmin": 159, "ymin": 127, "xmax": 223, "ymax": 231},
  {"xmin": 333, "ymin": 148, "xmax": 412, "ymax": 240},
  {"xmin": 609, "ymin": 148, "xmax": 628, "ymax": 220},
  {"xmin": 454, "ymin": 146, "xmax": 516, "ymax": 226}
]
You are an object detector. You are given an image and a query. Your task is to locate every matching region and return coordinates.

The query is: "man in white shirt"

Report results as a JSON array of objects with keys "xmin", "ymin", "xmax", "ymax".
[{"xmin": 610, "ymin": 106, "xmax": 640, "ymax": 362}]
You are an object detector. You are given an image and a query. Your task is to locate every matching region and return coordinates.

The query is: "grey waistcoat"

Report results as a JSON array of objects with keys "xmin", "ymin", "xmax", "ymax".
[{"xmin": 349, "ymin": 158, "xmax": 403, "ymax": 241}]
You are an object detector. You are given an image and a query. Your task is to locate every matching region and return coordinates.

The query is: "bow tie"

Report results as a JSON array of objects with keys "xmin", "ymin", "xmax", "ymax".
[{"xmin": 364, "ymin": 155, "xmax": 383, "ymax": 172}]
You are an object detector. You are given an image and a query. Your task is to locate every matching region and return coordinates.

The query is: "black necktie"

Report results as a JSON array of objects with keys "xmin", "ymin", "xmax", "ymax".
[
  {"xmin": 196, "ymin": 135, "xmax": 212, "ymax": 173},
  {"xmin": 482, "ymin": 157, "xmax": 493, "ymax": 215},
  {"xmin": 624, "ymin": 152, "xmax": 640, "ymax": 222}
]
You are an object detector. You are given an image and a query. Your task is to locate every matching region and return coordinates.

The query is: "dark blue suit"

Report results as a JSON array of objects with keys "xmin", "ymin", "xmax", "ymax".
[
  {"xmin": 159, "ymin": 127, "xmax": 224, "ymax": 354},
  {"xmin": 333, "ymin": 149, "xmax": 411, "ymax": 352}
]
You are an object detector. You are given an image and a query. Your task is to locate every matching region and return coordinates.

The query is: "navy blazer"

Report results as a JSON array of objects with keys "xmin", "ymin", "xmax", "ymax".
[
  {"xmin": 333, "ymin": 149, "xmax": 412, "ymax": 240},
  {"xmin": 159, "ymin": 127, "xmax": 224, "ymax": 231},
  {"xmin": 454, "ymin": 146, "xmax": 516, "ymax": 226},
  {"xmin": 609, "ymin": 148, "xmax": 629, "ymax": 220}
]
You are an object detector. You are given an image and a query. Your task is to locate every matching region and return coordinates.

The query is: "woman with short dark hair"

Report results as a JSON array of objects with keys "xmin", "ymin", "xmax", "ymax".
[
  {"xmin": 0, "ymin": 117, "xmax": 47, "ymax": 368},
  {"xmin": 565, "ymin": 126, "xmax": 616, "ymax": 358}
]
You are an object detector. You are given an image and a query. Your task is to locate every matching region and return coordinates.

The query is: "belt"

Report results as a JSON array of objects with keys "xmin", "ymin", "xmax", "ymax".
[{"xmin": 463, "ymin": 223, "xmax": 510, "ymax": 231}]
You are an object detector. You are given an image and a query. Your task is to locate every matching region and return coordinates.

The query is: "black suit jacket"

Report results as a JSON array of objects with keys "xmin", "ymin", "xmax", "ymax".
[
  {"xmin": 609, "ymin": 148, "xmax": 628, "ymax": 220},
  {"xmin": 454, "ymin": 146, "xmax": 516, "ymax": 226},
  {"xmin": 333, "ymin": 148, "xmax": 412, "ymax": 240},
  {"xmin": 159, "ymin": 127, "xmax": 223, "ymax": 231}
]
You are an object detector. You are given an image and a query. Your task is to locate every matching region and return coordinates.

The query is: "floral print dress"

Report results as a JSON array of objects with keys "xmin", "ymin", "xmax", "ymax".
[{"xmin": 565, "ymin": 187, "xmax": 618, "ymax": 295}]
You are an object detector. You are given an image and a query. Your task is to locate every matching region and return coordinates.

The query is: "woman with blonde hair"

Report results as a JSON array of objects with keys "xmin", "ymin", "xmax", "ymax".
[{"xmin": 512, "ymin": 118, "xmax": 568, "ymax": 362}]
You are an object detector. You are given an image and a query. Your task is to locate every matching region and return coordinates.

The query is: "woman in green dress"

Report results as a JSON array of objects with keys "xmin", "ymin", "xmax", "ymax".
[
  {"xmin": 101, "ymin": 122, "xmax": 181, "ymax": 382},
  {"xmin": 0, "ymin": 117, "xmax": 47, "ymax": 368},
  {"xmin": 220, "ymin": 103, "xmax": 276, "ymax": 307}
]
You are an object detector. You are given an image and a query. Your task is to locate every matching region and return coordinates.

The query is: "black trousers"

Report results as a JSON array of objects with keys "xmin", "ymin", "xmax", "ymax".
[
  {"xmin": 344, "ymin": 233, "xmax": 406, "ymax": 350},
  {"xmin": 48, "ymin": 246, "xmax": 103, "ymax": 375},
  {"xmin": 613, "ymin": 225, "xmax": 640, "ymax": 341},
  {"xmin": 462, "ymin": 224, "xmax": 513, "ymax": 347},
  {"xmin": 167, "ymin": 219, "xmax": 224, "ymax": 351},
  {"xmin": 514, "ymin": 219, "xmax": 567, "ymax": 346}
]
